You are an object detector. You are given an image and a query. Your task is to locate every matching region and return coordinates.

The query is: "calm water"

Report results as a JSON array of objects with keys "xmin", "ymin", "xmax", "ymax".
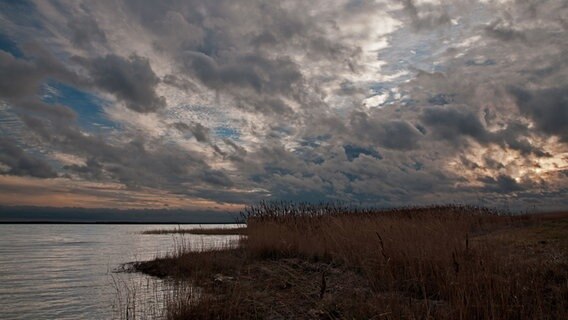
[{"xmin": 0, "ymin": 224, "xmax": 241, "ymax": 319}]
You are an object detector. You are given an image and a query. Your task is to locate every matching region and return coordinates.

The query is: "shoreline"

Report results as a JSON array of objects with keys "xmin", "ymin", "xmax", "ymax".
[
  {"xmin": 0, "ymin": 221, "xmax": 242, "ymax": 225},
  {"xmin": 141, "ymin": 227, "xmax": 247, "ymax": 235}
]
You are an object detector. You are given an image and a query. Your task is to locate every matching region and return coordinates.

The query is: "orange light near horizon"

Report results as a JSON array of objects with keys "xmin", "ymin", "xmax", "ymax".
[
  {"xmin": 0, "ymin": 175, "xmax": 244, "ymax": 211},
  {"xmin": 447, "ymin": 139, "xmax": 568, "ymax": 187}
]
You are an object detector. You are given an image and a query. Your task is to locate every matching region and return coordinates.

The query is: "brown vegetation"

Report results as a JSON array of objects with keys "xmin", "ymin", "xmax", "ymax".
[{"xmin": 131, "ymin": 203, "xmax": 568, "ymax": 319}]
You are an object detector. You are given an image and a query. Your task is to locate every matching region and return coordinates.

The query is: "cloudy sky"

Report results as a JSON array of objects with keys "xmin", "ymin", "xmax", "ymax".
[{"xmin": 0, "ymin": 0, "xmax": 567, "ymax": 211}]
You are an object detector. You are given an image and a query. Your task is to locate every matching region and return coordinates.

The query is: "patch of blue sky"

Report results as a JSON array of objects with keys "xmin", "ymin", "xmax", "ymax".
[
  {"xmin": 377, "ymin": 9, "xmax": 471, "ymax": 78},
  {"xmin": 0, "ymin": 33, "xmax": 24, "ymax": 58},
  {"xmin": 368, "ymin": 83, "xmax": 396, "ymax": 102},
  {"xmin": 370, "ymin": 18, "xmax": 473, "ymax": 106},
  {"xmin": 214, "ymin": 126, "xmax": 240, "ymax": 140},
  {"xmin": 41, "ymin": 81, "xmax": 118, "ymax": 132},
  {"xmin": 367, "ymin": 82, "xmax": 413, "ymax": 107}
]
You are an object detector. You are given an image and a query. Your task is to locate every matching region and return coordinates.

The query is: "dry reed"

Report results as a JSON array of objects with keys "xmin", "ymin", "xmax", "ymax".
[{"xmin": 131, "ymin": 203, "xmax": 568, "ymax": 319}]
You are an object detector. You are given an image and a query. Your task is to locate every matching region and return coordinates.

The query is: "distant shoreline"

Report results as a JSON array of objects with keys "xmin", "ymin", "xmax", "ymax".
[
  {"xmin": 0, "ymin": 221, "xmax": 241, "ymax": 225},
  {"xmin": 0, "ymin": 205, "xmax": 243, "ymax": 225}
]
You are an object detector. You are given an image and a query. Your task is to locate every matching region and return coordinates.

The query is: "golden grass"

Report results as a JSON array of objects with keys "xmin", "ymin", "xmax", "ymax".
[{"xmin": 131, "ymin": 203, "xmax": 568, "ymax": 319}]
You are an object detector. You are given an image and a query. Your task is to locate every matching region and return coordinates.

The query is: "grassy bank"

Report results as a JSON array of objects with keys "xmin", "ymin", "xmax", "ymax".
[{"xmin": 131, "ymin": 204, "xmax": 568, "ymax": 319}]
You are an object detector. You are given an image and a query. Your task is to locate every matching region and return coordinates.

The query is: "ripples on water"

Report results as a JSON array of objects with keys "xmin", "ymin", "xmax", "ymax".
[{"xmin": 0, "ymin": 224, "xmax": 241, "ymax": 319}]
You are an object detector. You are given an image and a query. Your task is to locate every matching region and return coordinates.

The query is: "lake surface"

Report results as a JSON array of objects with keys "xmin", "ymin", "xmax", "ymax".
[{"xmin": 0, "ymin": 224, "xmax": 241, "ymax": 319}]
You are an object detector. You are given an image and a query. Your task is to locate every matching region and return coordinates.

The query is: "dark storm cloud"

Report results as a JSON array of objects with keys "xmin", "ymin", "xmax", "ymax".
[
  {"xmin": 220, "ymin": 138, "xmax": 247, "ymax": 162},
  {"xmin": 379, "ymin": 120, "xmax": 424, "ymax": 150},
  {"xmin": 181, "ymin": 52, "xmax": 303, "ymax": 97},
  {"xmin": 113, "ymin": 0, "xmax": 363, "ymax": 119},
  {"xmin": 228, "ymin": 133, "xmax": 454, "ymax": 205},
  {"xmin": 494, "ymin": 121, "xmax": 550, "ymax": 157},
  {"xmin": 200, "ymin": 170, "xmax": 234, "ymax": 187},
  {"xmin": 0, "ymin": 46, "xmax": 77, "ymax": 100},
  {"xmin": 76, "ymin": 54, "xmax": 165, "ymax": 113},
  {"xmin": 34, "ymin": 119, "xmax": 232, "ymax": 191},
  {"xmin": 479, "ymin": 174, "xmax": 523, "ymax": 194},
  {"xmin": 11, "ymin": 99, "xmax": 218, "ymax": 193},
  {"xmin": 162, "ymin": 74, "xmax": 197, "ymax": 91},
  {"xmin": 0, "ymin": 44, "xmax": 80, "ymax": 124},
  {"xmin": 223, "ymin": 138, "xmax": 246, "ymax": 154},
  {"xmin": 344, "ymin": 145, "xmax": 382, "ymax": 161},
  {"xmin": 421, "ymin": 106, "xmax": 489, "ymax": 144},
  {"xmin": 427, "ymin": 93, "xmax": 454, "ymax": 106},
  {"xmin": 399, "ymin": 0, "xmax": 451, "ymax": 31},
  {"xmin": 350, "ymin": 111, "xmax": 423, "ymax": 150},
  {"xmin": 0, "ymin": 50, "xmax": 41, "ymax": 98},
  {"xmin": 12, "ymin": 99, "xmax": 77, "ymax": 121},
  {"xmin": 67, "ymin": 15, "xmax": 107, "ymax": 48},
  {"xmin": 64, "ymin": 158, "xmax": 104, "ymax": 180},
  {"xmin": 0, "ymin": 138, "xmax": 57, "ymax": 178},
  {"xmin": 484, "ymin": 18, "xmax": 527, "ymax": 42},
  {"xmin": 421, "ymin": 106, "xmax": 549, "ymax": 157},
  {"xmin": 243, "ymin": 97, "xmax": 295, "ymax": 116},
  {"xmin": 509, "ymin": 86, "xmax": 568, "ymax": 143},
  {"xmin": 173, "ymin": 122, "xmax": 211, "ymax": 143},
  {"xmin": 177, "ymin": 49, "xmax": 311, "ymax": 119}
]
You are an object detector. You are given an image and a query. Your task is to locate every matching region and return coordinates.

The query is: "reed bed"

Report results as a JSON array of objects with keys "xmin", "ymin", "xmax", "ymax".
[{"xmin": 130, "ymin": 203, "xmax": 568, "ymax": 319}]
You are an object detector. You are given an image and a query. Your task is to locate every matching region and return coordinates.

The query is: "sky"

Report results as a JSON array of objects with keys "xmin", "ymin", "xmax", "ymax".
[{"xmin": 0, "ymin": 0, "xmax": 567, "ymax": 212}]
